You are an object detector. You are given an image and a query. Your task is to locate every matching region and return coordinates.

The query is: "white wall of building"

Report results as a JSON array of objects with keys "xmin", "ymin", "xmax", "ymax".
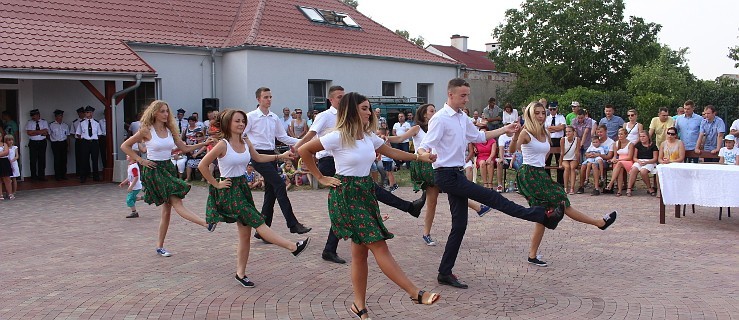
[
  {"xmin": 221, "ymin": 50, "xmax": 457, "ymax": 113},
  {"xmin": 134, "ymin": 47, "xmax": 222, "ymax": 114}
]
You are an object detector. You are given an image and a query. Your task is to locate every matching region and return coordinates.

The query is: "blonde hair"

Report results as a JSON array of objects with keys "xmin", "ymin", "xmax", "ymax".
[
  {"xmin": 3, "ymin": 134, "xmax": 14, "ymax": 144},
  {"xmin": 140, "ymin": 100, "xmax": 180, "ymax": 142},
  {"xmin": 335, "ymin": 92, "xmax": 376, "ymax": 147},
  {"xmin": 522, "ymin": 102, "xmax": 548, "ymax": 139}
]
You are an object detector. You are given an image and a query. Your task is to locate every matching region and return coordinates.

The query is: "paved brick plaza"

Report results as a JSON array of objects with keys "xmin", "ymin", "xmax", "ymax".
[{"xmin": 1, "ymin": 184, "xmax": 737, "ymax": 319}]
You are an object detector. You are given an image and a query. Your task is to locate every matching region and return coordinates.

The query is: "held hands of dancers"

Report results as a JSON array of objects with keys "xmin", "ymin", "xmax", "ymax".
[
  {"xmin": 417, "ymin": 152, "xmax": 437, "ymax": 163},
  {"xmin": 505, "ymin": 122, "xmax": 521, "ymax": 134},
  {"xmin": 278, "ymin": 150, "xmax": 294, "ymax": 160}
]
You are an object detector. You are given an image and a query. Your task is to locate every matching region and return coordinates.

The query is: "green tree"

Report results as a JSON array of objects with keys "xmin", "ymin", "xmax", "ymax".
[
  {"xmin": 395, "ymin": 29, "xmax": 425, "ymax": 47},
  {"xmin": 489, "ymin": 0, "xmax": 661, "ymax": 90},
  {"xmin": 729, "ymin": 46, "xmax": 739, "ymax": 68},
  {"xmin": 341, "ymin": 0, "xmax": 358, "ymax": 9},
  {"xmin": 626, "ymin": 46, "xmax": 694, "ymax": 99}
]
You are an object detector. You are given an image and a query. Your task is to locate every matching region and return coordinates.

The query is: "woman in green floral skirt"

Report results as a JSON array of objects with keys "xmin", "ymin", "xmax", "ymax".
[
  {"xmin": 198, "ymin": 109, "xmax": 309, "ymax": 288},
  {"xmin": 387, "ymin": 103, "xmax": 491, "ymax": 247},
  {"xmin": 510, "ymin": 102, "xmax": 618, "ymax": 268},
  {"xmin": 299, "ymin": 93, "xmax": 440, "ymax": 319},
  {"xmin": 121, "ymin": 100, "xmax": 216, "ymax": 257}
]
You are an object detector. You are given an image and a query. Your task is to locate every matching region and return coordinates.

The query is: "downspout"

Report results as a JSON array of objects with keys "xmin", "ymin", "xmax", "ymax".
[
  {"xmin": 211, "ymin": 48, "xmax": 217, "ymax": 98},
  {"xmin": 111, "ymin": 74, "xmax": 142, "ymax": 161}
]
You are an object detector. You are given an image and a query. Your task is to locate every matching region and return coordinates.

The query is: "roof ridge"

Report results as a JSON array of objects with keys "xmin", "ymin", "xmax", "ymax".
[
  {"xmin": 222, "ymin": 0, "xmax": 248, "ymax": 47},
  {"xmin": 245, "ymin": 0, "xmax": 267, "ymax": 44}
]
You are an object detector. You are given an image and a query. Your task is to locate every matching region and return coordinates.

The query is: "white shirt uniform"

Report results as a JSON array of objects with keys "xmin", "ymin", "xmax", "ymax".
[
  {"xmin": 320, "ymin": 131, "xmax": 385, "ymax": 176},
  {"xmin": 98, "ymin": 118, "xmax": 107, "ymax": 136},
  {"xmin": 177, "ymin": 118, "xmax": 189, "ymax": 134},
  {"xmin": 392, "ymin": 121, "xmax": 412, "ymax": 143},
  {"xmin": 72, "ymin": 118, "xmax": 84, "ymax": 136},
  {"xmin": 420, "ymin": 103, "xmax": 486, "ymax": 169},
  {"xmin": 243, "ymin": 108, "xmax": 299, "ymax": 150},
  {"xmin": 25, "ymin": 119, "xmax": 50, "ymax": 141},
  {"xmin": 308, "ymin": 106, "xmax": 338, "ymax": 159},
  {"xmin": 49, "ymin": 121, "xmax": 70, "ymax": 142},
  {"xmin": 75, "ymin": 118, "xmax": 102, "ymax": 140},
  {"xmin": 545, "ymin": 114, "xmax": 567, "ymax": 139}
]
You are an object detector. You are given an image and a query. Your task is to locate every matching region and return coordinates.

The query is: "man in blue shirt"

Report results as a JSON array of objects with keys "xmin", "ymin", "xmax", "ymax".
[
  {"xmin": 598, "ymin": 104, "xmax": 625, "ymax": 141},
  {"xmin": 695, "ymin": 105, "xmax": 725, "ymax": 163},
  {"xmin": 675, "ymin": 100, "xmax": 703, "ymax": 163}
]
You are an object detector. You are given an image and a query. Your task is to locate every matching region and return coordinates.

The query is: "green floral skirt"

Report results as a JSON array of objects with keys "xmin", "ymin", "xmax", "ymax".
[
  {"xmin": 141, "ymin": 160, "xmax": 191, "ymax": 206},
  {"xmin": 206, "ymin": 176, "xmax": 264, "ymax": 228},
  {"xmin": 328, "ymin": 175, "xmax": 394, "ymax": 244},
  {"xmin": 409, "ymin": 160, "xmax": 434, "ymax": 192},
  {"xmin": 515, "ymin": 164, "xmax": 570, "ymax": 209}
]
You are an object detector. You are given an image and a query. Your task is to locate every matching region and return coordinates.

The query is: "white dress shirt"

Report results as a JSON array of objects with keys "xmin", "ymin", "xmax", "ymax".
[
  {"xmin": 98, "ymin": 118, "xmax": 107, "ymax": 135},
  {"xmin": 75, "ymin": 118, "xmax": 101, "ymax": 140},
  {"xmin": 545, "ymin": 114, "xmax": 566, "ymax": 139},
  {"xmin": 49, "ymin": 121, "xmax": 70, "ymax": 142},
  {"xmin": 243, "ymin": 108, "xmax": 299, "ymax": 150},
  {"xmin": 420, "ymin": 103, "xmax": 486, "ymax": 169},
  {"xmin": 25, "ymin": 119, "xmax": 50, "ymax": 141},
  {"xmin": 308, "ymin": 106, "xmax": 338, "ymax": 159}
]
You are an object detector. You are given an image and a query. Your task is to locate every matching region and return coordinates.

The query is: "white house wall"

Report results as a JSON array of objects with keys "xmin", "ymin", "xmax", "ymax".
[
  {"xmin": 133, "ymin": 47, "xmax": 222, "ymax": 113},
  {"xmin": 221, "ymin": 50, "xmax": 457, "ymax": 112}
]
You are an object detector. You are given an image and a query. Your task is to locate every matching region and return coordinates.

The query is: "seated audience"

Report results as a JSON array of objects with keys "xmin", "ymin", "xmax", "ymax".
[{"xmin": 627, "ymin": 131, "xmax": 659, "ymax": 196}]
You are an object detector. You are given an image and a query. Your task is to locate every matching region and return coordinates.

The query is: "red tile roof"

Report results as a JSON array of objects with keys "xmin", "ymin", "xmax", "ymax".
[
  {"xmin": 428, "ymin": 45, "xmax": 496, "ymax": 71},
  {"xmin": 1, "ymin": 0, "xmax": 454, "ymax": 74}
]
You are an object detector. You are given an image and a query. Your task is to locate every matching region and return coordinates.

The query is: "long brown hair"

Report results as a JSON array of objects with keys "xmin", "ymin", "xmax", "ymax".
[
  {"xmin": 415, "ymin": 103, "xmax": 434, "ymax": 132},
  {"xmin": 140, "ymin": 100, "xmax": 180, "ymax": 142},
  {"xmin": 215, "ymin": 109, "xmax": 247, "ymax": 141},
  {"xmin": 335, "ymin": 92, "xmax": 375, "ymax": 147}
]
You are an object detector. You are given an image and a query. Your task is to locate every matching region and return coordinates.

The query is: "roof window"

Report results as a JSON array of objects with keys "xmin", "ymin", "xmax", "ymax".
[{"xmin": 298, "ymin": 6, "xmax": 360, "ymax": 28}]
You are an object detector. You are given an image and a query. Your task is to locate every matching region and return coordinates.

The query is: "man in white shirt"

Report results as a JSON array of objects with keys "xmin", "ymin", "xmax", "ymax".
[
  {"xmin": 75, "ymin": 106, "xmax": 102, "ymax": 182},
  {"xmin": 392, "ymin": 113, "xmax": 412, "ymax": 168},
  {"xmin": 49, "ymin": 109, "xmax": 70, "ymax": 181},
  {"xmin": 176, "ymin": 108, "xmax": 188, "ymax": 134},
  {"xmin": 281, "ymin": 107, "xmax": 291, "ymax": 132},
  {"xmin": 545, "ymin": 102, "xmax": 566, "ymax": 185},
  {"xmin": 418, "ymin": 78, "xmax": 564, "ymax": 289},
  {"xmin": 25, "ymin": 108, "xmax": 50, "ymax": 181},
  {"xmin": 295, "ymin": 86, "xmax": 426, "ymax": 264},
  {"xmin": 72, "ymin": 107, "xmax": 85, "ymax": 178},
  {"xmin": 245, "ymin": 87, "xmax": 311, "ymax": 236}
]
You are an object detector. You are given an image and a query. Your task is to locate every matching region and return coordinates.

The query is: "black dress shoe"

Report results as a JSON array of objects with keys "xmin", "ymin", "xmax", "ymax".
[
  {"xmin": 408, "ymin": 190, "xmax": 426, "ymax": 218},
  {"xmin": 437, "ymin": 273, "xmax": 468, "ymax": 289},
  {"xmin": 543, "ymin": 201, "xmax": 566, "ymax": 230},
  {"xmin": 289, "ymin": 223, "xmax": 312, "ymax": 234},
  {"xmin": 322, "ymin": 251, "xmax": 346, "ymax": 264}
]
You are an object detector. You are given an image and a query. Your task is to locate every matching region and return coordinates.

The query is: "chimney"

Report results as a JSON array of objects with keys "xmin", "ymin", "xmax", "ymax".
[
  {"xmin": 450, "ymin": 34, "xmax": 468, "ymax": 52},
  {"xmin": 485, "ymin": 42, "xmax": 500, "ymax": 52}
]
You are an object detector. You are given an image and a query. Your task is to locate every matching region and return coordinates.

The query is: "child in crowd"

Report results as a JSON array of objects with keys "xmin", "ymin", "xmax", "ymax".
[
  {"xmin": 5, "ymin": 135, "xmax": 19, "ymax": 196},
  {"xmin": 377, "ymin": 128, "xmax": 398, "ymax": 192},
  {"xmin": 496, "ymin": 130, "xmax": 518, "ymax": 192},
  {"xmin": 282, "ymin": 159, "xmax": 297, "ymax": 190},
  {"xmin": 295, "ymin": 157, "xmax": 311, "ymax": 186},
  {"xmin": 719, "ymin": 135, "xmax": 738, "ymax": 165},
  {"xmin": 559, "ymin": 126, "xmax": 579, "ymax": 195},
  {"xmin": 185, "ymin": 131, "xmax": 207, "ymax": 181},
  {"xmin": 581, "ymin": 138, "xmax": 606, "ymax": 195},
  {"xmin": 245, "ymin": 163, "xmax": 264, "ymax": 190},
  {"xmin": 0, "ymin": 135, "xmax": 13, "ymax": 199},
  {"xmin": 119, "ymin": 154, "xmax": 144, "ymax": 218}
]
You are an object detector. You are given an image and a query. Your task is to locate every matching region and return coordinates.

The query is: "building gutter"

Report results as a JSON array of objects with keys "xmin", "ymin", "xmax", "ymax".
[
  {"xmin": 211, "ymin": 48, "xmax": 217, "ymax": 98},
  {"xmin": 111, "ymin": 74, "xmax": 142, "ymax": 161}
]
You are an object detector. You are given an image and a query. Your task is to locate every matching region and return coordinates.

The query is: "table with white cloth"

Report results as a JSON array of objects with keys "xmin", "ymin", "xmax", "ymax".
[{"xmin": 656, "ymin": 162, "xmax": 739, "ymax": 223}]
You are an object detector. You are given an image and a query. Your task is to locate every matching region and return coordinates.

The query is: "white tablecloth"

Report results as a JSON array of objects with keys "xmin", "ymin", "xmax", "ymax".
[{"xmin": 656, "ymin": 162, "xmax": 739, "ymax": 207}]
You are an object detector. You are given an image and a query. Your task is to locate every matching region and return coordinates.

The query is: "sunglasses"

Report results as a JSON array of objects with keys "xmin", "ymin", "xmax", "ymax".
[
  {"xmin": 666, "ymin": 132, "xmax": 677, "ymax": 136},
  {"xmin": 628, "ymin": 114, "xmax": 635, "ymax": 117}
]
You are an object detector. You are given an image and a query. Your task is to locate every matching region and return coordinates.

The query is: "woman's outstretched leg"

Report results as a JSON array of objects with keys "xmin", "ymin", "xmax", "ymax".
[
  {"xmin": 564, "ymin": 206, "xmax": 605, "ymax": 227},
  {"xmin": 169, "ymin": 196, "xmax": 207, "ymax": 226},
  {"xmin": 255, "ymin": 224, "xmax": 298, "ymax": 251},
  {"xmin": 365, "ymin": 240, "xmax": 418, "ymax": 296}
]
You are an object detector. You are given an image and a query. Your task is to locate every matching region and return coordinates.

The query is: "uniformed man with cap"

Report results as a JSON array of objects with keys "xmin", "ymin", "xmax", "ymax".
[
  {"xmin": 49, "ymin": 109, "xmax": 71, "ymax": 180},
  {"xmin": 75, "ymin": 106, "xmax": 102, "ymax": 182},
  {"xmin": 72, "ymin": 107, "xmax": 85, "ymax": 177},
  {"xmin": 25, "ymin": 109, "xmax": 50, "ymax": 181},
  {"xmin": 176, "ymin": 108, "xmax": 188, "ymax": 134}
]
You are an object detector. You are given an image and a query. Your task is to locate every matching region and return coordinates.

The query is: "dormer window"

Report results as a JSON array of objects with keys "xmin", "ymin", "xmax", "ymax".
[{"xmin": 298, "ymin": 6, "xmax": 361, "ymax": 28}]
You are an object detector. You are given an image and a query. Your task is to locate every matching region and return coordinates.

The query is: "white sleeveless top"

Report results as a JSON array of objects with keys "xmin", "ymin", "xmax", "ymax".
[
  {"xmin": 219, "ymin": 140, "xmax": 250, "ymax": 178},
  {"xmin": 616, "ymin": 141, "xmax": 631, "ymax": 159},
  {"xmin": 412, "ymin": 128, "xmax": 426, "ymax": 154},
  {"xmin": 146, "ymin": 127, "xmax": 175, "ymax": 161},
  {"xmin": 521, "ymin": 131, "xmax": 549, "ymax": 167},
  {"xmin": 562, "ymin": 136, "xmax": 578, "ymax": 161},
  {"xmin": 625, "ymin": 122, "xmax": 640, "ymax": 143}
]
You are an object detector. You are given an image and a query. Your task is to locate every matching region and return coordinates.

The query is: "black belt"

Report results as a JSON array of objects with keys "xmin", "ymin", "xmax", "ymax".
[
  {"xmin": 255, "ymin": 149, "xmax": 275, "ymax": 155},
  {"xmin": 83, "ymin": 139, "xmax": 98, "ymax": 141},
  {"xmin": 434, "ymin": 166, "xmax": 464, "ymax": 172}
]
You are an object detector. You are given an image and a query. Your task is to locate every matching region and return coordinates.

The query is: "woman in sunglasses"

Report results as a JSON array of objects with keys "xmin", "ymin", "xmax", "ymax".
[{"xmin": 623, "ymin": 109, "xmax": 642, "ymax": 144}]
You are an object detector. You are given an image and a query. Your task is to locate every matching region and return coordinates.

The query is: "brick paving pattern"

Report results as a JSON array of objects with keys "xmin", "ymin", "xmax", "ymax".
[{"xmin": 1, "ymin": 184, "xmax": 737, "ymax": 319}]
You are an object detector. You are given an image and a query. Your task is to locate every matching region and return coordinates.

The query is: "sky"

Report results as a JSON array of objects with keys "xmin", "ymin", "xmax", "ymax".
[{"xmin": 356, "ymin": 0, "xmax": 739, "ymax": 80}]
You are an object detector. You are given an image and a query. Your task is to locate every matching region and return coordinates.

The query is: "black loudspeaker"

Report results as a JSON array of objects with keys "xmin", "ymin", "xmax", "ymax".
[{"xmin": 202, "ymin": 98, "xmax": 219, "ymax": 115}]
